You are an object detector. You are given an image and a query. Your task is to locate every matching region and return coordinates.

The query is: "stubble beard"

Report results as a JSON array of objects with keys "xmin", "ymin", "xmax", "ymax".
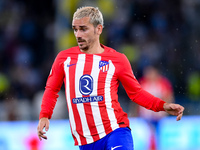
[
  {"xmin": 79, "ymin": 44, "xmax": 89, "ymax": 51},
  {"xmin": 78, "ymin": 39, "xmax": 94, "ymax": 51}
]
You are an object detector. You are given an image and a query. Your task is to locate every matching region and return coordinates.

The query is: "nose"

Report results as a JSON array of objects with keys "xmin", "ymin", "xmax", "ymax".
[{"xmin": 75, "ymin": 30, "xmax": 82, "ymax": 38}]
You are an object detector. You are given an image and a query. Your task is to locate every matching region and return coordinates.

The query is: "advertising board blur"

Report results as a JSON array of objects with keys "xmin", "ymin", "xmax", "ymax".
[{"xmin": 0, "ymin": 116, "xmax": 199, "ymax": 150}]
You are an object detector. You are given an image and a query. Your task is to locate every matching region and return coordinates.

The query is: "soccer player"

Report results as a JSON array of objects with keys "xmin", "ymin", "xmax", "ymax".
[{"xmin": 37, "ymin": 6, "xmax": 184, "ymax": 150}]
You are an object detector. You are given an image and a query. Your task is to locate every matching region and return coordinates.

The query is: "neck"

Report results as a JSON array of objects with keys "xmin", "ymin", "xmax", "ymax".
[{"xmin": 80, "ymin": 41, "xmax": 104, "ymax": 54}]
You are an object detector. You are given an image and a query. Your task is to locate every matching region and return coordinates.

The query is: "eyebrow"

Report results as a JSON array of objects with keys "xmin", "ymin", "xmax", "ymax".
[{"xmin": 72, "ymin": 25, "xmax": 87, "ymax": 28}]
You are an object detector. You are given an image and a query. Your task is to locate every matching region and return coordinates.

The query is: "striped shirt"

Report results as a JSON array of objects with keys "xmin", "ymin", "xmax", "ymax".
[{"xmin": 39, "ymin": 45, "xmax": 165, "ymax": 146}]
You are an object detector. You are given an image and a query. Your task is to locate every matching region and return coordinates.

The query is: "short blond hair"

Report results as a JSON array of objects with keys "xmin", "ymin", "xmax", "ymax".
[{"xmin": 73, "ymin": 6, "xmax": 104, "ymax": 27}]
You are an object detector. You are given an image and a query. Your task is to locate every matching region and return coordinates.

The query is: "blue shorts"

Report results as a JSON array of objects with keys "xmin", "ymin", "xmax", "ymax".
[{"xmin": 79, "ymin": 127, "xmax": 134, "ymax": 150}]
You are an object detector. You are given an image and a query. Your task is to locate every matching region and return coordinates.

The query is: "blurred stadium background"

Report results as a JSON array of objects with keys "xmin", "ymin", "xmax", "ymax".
[{"xmin": 0, "ymin": 0, "xmax": 200, "ymax": 150}]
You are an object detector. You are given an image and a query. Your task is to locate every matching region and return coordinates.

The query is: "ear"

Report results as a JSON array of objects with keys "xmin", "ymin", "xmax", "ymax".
[{"xmin": 96, "ymin": 24, "xmax": 103, "ymax": 35}]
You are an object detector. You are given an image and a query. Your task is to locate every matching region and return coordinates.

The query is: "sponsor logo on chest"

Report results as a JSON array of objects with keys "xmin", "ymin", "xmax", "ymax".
[{"xmin": 71, "ymin": 60, "xmax": 111, "ymax": 104}]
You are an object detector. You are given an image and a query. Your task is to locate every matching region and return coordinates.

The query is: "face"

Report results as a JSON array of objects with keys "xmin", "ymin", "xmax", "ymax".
[{"xmin": 72, "ymin": 17, "xmax": 102, "ymax": 51}]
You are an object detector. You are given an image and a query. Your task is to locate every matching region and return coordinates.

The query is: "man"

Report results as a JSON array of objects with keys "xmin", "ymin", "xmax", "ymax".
[
  {"xmin": 37, "ymin": 6, "xmax": 184, "ymax": 150},
  {"xmin": 138, "ymin": 66, "xmax": 175, "ymax": 150}
]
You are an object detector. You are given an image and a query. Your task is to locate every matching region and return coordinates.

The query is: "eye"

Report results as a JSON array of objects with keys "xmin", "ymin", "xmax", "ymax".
[
  {"xmin": 81, "ymin": 27, "xmax": 87, "ymax": 31},
  {"xmin": 72, "ymin": 26, "xmax": 77, "ymax": 32}
]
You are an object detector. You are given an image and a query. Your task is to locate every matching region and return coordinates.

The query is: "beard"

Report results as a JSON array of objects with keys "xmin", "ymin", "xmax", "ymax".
[
  {"xmin": 77, "ymin": 38, "xmax": 94, "ymax": 51},
  {"xmin": 78, "ymin": 43, "xmax": 89, "ymax": 51},
  {"xmin": 77, "ymin": 38, "xmax": 87, "ymax": 50}
]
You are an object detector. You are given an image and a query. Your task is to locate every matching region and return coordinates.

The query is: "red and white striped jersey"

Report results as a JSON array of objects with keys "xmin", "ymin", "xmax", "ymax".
[{"xmin": 39, "ymin": 45, "xmax": 165, "ymax": 146}]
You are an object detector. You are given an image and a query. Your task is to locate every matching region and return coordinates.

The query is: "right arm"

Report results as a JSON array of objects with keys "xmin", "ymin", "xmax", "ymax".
[{"xmin": 37, "ymin": 52, "xmax": 65, "ymax": 140}]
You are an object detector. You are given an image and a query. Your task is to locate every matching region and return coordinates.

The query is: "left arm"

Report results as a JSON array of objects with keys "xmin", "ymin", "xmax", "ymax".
[
  {"xmin": 117, "ymin": 54, "xmax": 184, "ymax": 120},
  {"xmin": 117, "ymin": 54, "xmax": 165, "ymax": 112}
]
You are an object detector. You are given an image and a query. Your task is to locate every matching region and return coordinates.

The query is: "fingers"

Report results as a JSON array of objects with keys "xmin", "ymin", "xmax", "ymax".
[
  {"xmin": 174, "ymin": 105, "xmax": 184, "ymax": 121},
  {"xmin": 45, "ymin": 123, "xmax": 49, "ymax": 132},
  {"xmin": 37, "ymin": 125, "xmax": 47, "ymax": 141},
  {"xmin": 176, "ymin": 105, "xmax": 184, "ymax": 121},
  {"xmin": 164, "ymin": 103, "xmax": 185, "ymax": 121},
  {"xmin": 176, "ymin": 112, "xmax": 183, "ymax": 121},
  {"xmin": 37, "ymin": 117, "xmax": 49, "ymax": 141},
  {"xmin": 37, "ymin": 124, "xmax": 44, "ymax": 134},
  {"xmin": 38, "ymin": 130, "xmax": 47, "ymax": 141}
]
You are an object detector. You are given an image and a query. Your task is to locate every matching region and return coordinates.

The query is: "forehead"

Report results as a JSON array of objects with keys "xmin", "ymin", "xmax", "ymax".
[{"xmin": 72, "ymin": 17, "xmax": 92, "ymax": 27}]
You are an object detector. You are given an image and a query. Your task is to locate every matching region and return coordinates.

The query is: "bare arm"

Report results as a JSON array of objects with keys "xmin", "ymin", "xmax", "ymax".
[
  {"xmin": 37, "ymin": 117, "xmax": 50, "ymax": 141},
  {"xmin": 163, "ymin": 103, "xmax": 184, "ymax": 121}
]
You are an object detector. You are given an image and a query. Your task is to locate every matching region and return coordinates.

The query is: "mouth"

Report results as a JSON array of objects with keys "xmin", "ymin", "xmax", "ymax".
[
  {"xmin": 77, "ymin": 38, "xmax": 86, "ymax": 44},
  {"xmin": 78, "ymin": 40, "xmax": 85, "ymax": 44}
]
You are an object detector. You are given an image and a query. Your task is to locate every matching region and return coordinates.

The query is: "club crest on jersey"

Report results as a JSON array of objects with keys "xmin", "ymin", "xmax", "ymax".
[{"xmin": 99, "ymin": 60, "xmax": 109, "ymax": 72}]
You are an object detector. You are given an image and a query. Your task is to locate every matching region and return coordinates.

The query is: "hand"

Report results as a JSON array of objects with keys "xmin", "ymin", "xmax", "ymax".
[
  {"xmin": 163, "ymin": 103, "xmax": 184, "ymax": 121},
  {"xmin": 37, "ymin": 117, "xmax": 50, "ymax": 141}
]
